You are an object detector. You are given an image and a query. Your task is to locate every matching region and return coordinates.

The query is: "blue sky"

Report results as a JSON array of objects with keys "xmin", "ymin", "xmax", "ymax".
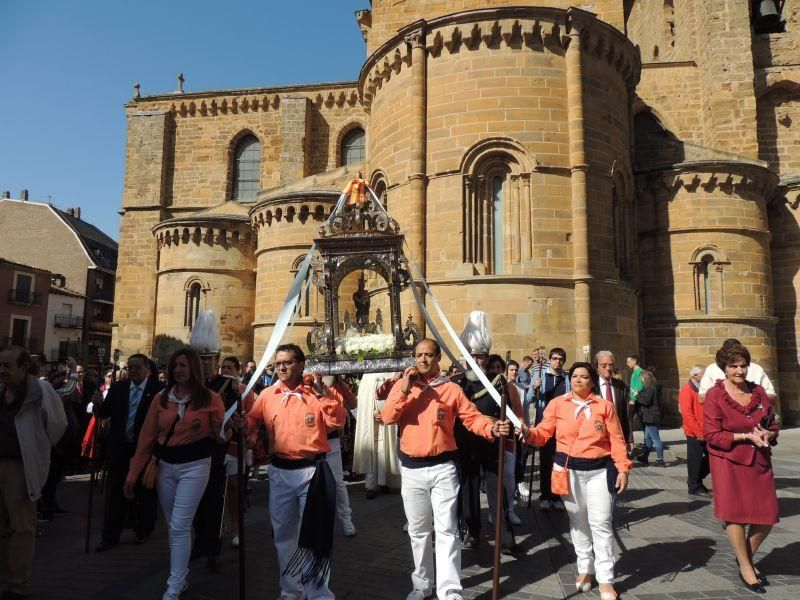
[{"xmin": 0, "ymin": 0, "xmax": 367, "ymax": 240}]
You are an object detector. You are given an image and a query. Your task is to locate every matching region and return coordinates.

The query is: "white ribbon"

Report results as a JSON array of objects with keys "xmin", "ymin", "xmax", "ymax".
[
  {"xmin": 167, "ymin": 389, "xmax": 191, "ymax": 420},
  {"xmin": 220, "ymin": 193, "xmax": 346, "ymax": 436},
  {"xmin": 570, "ymin": 396, "xmax": 592, "ymax": 420},
  {"xmin": 366, "ymin": 185, "xmax": 521, "ymax": 429}
]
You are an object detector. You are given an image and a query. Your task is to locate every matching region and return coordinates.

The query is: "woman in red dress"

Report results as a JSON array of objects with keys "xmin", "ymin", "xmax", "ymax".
[{"xmin": 704, "ymin": 343, "xmax": 779, "ymax": 595}]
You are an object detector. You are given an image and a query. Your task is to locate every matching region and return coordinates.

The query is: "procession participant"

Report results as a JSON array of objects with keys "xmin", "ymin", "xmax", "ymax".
[
  {"xmin": 382, "ymin": 339, "xmax": 512, "ymax": 600},
  {"xmin": 218, "ymin": 357, "xmax": 255, "ymax": 548},
  {"xmin": 189, "ymin": 312, "xmax": 231, "ymax": 572},
  {"xmin": 679, "ymin": 365, "xmax": 711, "ymax": 496},
  {"xmin": 239, "ymin": 343, "xmax": 343, "ymax": 600},
  {"xmin": 93, "ymin": 353, "xmax": 162, "ymax": 552},
  {"xmin": 594, "ymin": 351, "xmax": 632, "ymax": 449},
  {"xmin": 452, "ymin": 311, "xmax": 500, "ymax": 549},
  {"xmin": 123, "ymin": 348, "xmax": 230, "ymax": 600},
  {"xmin": 520, "ymin": 362, "xmax": 631, "ymax": 600},
  {"xmin": 532, "ymin": 348, "xmax": 571, "ymax": 511},
  {"xmin": 483, "ymin": 354, "xmax": 524, "ymax": 528},
  {"xmin": 698, "ymin": 338, "xmax": 776, "ymax": 402},
  {"xmin": 0, "ymin": 346, "xmax": 67, "ymax": 600},
  {"xmin": 507, "ymin": 360, "xmax": 530, "ymax": 502},
  {"xmin": 353, "ymin": 372, "xmax": 401, "ymax": 499},
  {"xmin": 322, "ymin": 375, "xmax": 357, "ymax": 536}
]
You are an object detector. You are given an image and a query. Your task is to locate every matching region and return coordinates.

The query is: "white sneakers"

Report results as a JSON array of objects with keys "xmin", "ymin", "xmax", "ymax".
[
  {"xmin": 342, "ymin": 519, "xmax": 357, "ymax": 537},
  {"xmin": 405, "ymin": 589, "xmax": 432, "ymax": 600},
  {"xmin": 445, "ymin": 593, "xmax": 464, "ymax": 600}
]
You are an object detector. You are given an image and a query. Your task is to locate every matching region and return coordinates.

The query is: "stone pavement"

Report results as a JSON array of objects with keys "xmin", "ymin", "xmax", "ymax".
[{"xmin": 23, "ymin": 427, "xmax": 800, "ymax": 600}]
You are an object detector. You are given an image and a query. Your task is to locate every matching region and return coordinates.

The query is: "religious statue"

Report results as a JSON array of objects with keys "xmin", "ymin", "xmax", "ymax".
[
  {"xmin": 375, "ymin": 308, "xmax": 383, "ymax": 332},
  {"xmin": 353, "ymin": 272, "xmax": 370, "ymax": 329}
]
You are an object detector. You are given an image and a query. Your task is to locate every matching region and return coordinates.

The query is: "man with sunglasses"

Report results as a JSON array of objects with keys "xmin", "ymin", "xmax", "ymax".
[{"xmin": 531, "ymin": 348, "xmax": 570, "ymax": 511}]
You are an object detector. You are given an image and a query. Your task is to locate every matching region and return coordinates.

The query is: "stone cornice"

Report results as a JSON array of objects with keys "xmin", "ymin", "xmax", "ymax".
[
  {"xmin": 358, "ymin": 6, "xmax": 641, "ymax": 110},
  {"xmin": 129, "ymin": 82, "xmax": 361, "ymax": 120},
  {"xmin": 249, "ymin": 196, "xmax": 337, "ymax": 231},
  {"xmin": 153, "ymin": 219, "xmax": 254, "ymax": 250},
  {"xmin": 644, "ymin": 314, "xmax": 778, "ymax": 326},
  {"xmin": 636, "ymin": 160, "xmax": 779, "ymax": 200}
]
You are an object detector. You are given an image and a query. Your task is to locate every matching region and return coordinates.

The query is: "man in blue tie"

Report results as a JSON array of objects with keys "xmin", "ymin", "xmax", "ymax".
[{"xmin": 93, "ymin": 353, "xmax": 163, "ymax": 552}]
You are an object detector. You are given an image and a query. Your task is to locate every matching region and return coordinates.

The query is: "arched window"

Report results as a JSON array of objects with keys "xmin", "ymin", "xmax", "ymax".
[
  {"xmin": 232, "ymin": 135, "xmax": 261, "ymax": 202},
  {"xmin": 185, "ymin": 282, "xmax": 202, "ymax": 328},
  {"xmin": 491, "ymin": 176, "xmax": 505, "ymax": 275},
  {"xmin": 340, "ymin": 128, "xmax": 366, "ymax": 166},
  {"xmin": 612, "ymin": 185, "xmax": 632, "ymax": 281},
  {"xmin": 690, "ymin": 247, "xmax": 728, "ymax": 314},
  {"xmin": 290, "ymin": 256, "xmax": 313, "ymax": 318}
]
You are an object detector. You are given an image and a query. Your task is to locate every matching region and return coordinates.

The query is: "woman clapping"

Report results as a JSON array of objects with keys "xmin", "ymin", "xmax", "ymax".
[{"xmin": 520, "ymin": 362, "xmax": 631, "ymax": 600}]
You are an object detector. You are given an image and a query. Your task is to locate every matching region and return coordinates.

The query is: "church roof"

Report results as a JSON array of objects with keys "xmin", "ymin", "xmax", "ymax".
[
  {"xmin": 255, "ymin": 162, "xmax": 365, "ymax": 203},
  {"xmin": 53, "ymin": 207, "xmax": 118, "ymax": 271}
]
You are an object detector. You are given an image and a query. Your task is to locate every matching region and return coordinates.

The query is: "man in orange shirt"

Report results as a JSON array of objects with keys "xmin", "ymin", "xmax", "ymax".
[
  {"xmin": 243, "ymin": 344, "xmax": 344, "ymax": 600},
  {"xmin": 678, "ymin": 365, "xmax": 710, "ymax": 497},
  {"xmin": 383, "ymin": 339, "xmax": 511, "ymax": 600}
]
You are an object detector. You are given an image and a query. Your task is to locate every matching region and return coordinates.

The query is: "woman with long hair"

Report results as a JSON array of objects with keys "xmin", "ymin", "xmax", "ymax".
[
  {"xmin": 635, "ymin": 370, "xmax": 665, "ymax": 466},
  {"xmin": 704, "ymin": 342, "xmax": 779, "ymax": 594},
  {"xmin": 124, "ymin": 348, "xmax": 230, "ymax": 600},
  {"xmin": 520, "ymin": 362, "xmax": 631, "ymax": 600}
]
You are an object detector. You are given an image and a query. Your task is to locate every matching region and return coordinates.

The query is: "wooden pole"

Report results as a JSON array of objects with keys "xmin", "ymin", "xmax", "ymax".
[
  {"xmin": 492, "ymin": 381, "xmax": 508, "ymax": 600},
  {"xmin": 237, "ymin": 397, "xmax": 246, "ymax": 600}
]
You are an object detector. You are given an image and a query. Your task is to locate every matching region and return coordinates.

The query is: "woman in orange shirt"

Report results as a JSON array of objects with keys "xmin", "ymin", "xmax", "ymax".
[
  {"xmin": 520, "ymin": 362, "xmax": 631, "ymax": 600},
  {"xmin": 124, "ymin": 348, "xmax": 229, "ymax": 600}
]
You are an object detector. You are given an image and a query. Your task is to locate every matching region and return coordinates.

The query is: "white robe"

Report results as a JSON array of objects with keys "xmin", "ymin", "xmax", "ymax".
[{"xmin": 353, "ymin": 372, "xmax": 400, "ymax": 486}]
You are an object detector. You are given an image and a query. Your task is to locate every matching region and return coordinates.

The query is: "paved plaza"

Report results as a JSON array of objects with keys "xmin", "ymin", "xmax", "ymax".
[{"xmin": 27, "ymin": 427, "xmax": 800, "ymax": 600}]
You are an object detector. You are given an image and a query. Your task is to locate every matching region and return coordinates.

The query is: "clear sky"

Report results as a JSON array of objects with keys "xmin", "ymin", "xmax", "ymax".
[{"xmin": 0, "ymin": 0, "xmax": 368, "ymax": 240}]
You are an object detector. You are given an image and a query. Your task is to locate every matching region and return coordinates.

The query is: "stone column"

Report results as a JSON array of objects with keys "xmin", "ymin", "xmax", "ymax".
[
  {"xmin": 406, "ymin": 28, "xmax": 427, "ymax": 329},
  {"xmin": 511, "ymin": 175, "xmax": 521, "ymax": 264},
  {"xmin": 521, "ymin": 174, "xmax": 532, "ymax": 262},
  {"xmin": 566, "ymin": 13, "xmax": 592, "ymax": 359}
]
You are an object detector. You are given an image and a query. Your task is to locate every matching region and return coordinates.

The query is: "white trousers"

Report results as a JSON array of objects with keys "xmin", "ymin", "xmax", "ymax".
[
  {"xmin": 325, "ymin": 438, "xmax": 353, "ymax": 524},
  {"xmin": 157, "ymin": 457, "xmax": 211, "ymax": 595},
  {"xmin": 563, "ymin": 467, "xmax": 616, "ymax": 583},
  {"xmin": 401, "ymin": 462, "xmax": 461, "ymax": 600},
  {"xmin": 269, "ymin": 464, "xmax": 335, "ymax": 600}
]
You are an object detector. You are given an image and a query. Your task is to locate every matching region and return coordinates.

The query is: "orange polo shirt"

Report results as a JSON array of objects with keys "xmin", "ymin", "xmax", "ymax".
[
  {"xmin": 524, "ymin": 392, "xmax": 632, "ymax": 472},
  {"xmin": 382, "ymin": 376, "xmax": 496, "ymax": 458},
  {"xmin": 128, "ymin": 390, "xmax": 226, "ymax": 483},
  {"xmin": 247, "ymin": 380, "xmax": 345, "ymax": 460}
]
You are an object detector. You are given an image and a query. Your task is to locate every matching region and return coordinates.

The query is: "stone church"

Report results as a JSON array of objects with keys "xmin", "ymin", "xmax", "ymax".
[{"xmin": 111, "ymin": 0, "xmax": 800, "ymax": 422}]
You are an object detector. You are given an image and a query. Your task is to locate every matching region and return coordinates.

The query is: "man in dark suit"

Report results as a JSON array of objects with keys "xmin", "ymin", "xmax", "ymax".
[
  {"xmin": 595, "ymin": 350, "xmax": 632, "ymax": 449},
  {"xmin": 93, "ymin": 353, "xmax": 162, "ymax": 552}
]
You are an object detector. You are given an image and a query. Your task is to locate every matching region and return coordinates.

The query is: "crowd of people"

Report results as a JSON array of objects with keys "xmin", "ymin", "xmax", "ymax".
[{"xmin": 0, "ymin": 316, "xmax": 783, "ymax": 599}]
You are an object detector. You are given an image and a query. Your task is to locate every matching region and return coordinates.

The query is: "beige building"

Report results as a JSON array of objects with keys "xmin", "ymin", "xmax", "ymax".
[{"xmin": 112, "ymin": 0, "xmax": 800, "ymax": 423}]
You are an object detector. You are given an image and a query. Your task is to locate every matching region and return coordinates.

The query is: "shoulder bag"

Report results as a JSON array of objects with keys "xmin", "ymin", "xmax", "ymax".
[
  {"xmin": 551, "ymin": 406, "xmax": 588, "ymax": 496},
  {"xmin": 140, "ymin": 414, "xmax": 180, "ymax": 489}
]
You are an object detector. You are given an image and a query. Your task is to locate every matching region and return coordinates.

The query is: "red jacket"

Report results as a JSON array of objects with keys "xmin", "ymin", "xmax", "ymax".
[{"xmin": 678, "ymin": 381, "xmax": 703, "ymax": 438}]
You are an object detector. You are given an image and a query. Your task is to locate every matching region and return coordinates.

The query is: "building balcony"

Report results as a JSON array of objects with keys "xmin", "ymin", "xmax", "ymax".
[
  {"xmin": 54, "ymin": 314, "xmax": 83, "ymax": 328},
  {"xmin": 92, "ymin": 288, "xmax": 114, "ymax": 303},
  {"xmin": 88, "ymin": 319, "xmax": 112, "ymax": 333},
  {"xmin": 7, "ymin": 288, "xmax": 41, "ymax": 306}
]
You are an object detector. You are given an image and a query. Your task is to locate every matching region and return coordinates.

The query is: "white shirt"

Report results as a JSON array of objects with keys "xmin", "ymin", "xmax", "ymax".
[
  {"xmin": 698, "ymin": 362, "xmax": 775, "ymax": 396},
  {"xmin": 598, "ymin": 378, "xmax": 617, "ymax": 404}
]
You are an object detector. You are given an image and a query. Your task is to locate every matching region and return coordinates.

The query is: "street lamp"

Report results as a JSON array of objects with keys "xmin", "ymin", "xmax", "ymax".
[
  {"xmin": 112, "ymin": 348, "xmax": 121, "ymax": 382},
  {"xmin": 97, "ymin": 346, "xmax": 106, "ymax": 374}
]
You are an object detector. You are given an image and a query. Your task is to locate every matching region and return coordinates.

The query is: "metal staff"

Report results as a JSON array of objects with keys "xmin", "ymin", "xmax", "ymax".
[
  {"xmin": 492, "ymin": 379, "xmax": 508, "ymax": 600},
  {"xmin": 236, "ymin": 396, "xmax": 246, "ymax": 600},
  {"xmin": 527, "ymin": 357, "xmax": 544, "ymax": 509}
]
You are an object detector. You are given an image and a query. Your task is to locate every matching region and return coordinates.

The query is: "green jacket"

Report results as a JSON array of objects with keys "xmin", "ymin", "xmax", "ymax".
[{"xmin": 628, "ymin": 366, "xmax": 643, "ymax": 403}]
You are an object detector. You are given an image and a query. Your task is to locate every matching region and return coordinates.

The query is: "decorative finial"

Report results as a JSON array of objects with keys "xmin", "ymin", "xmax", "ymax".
[
  {"xmin": 133, "ymin": 82, "xmax": 141, "ymax": 99},
  {"xmin": 177, "ymin": 72, "xmax": 185, "ymax": 93}
]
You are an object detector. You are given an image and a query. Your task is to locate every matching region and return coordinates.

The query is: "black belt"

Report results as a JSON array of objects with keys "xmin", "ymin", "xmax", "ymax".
[
  {"xmin": 156, "ymin": 438, "xmax": 215, "ymax": 464},
  {"xmin": 271, "ymin": 454, "xmax": 325, "ymax": 470},
  {"xmin": 398, "ymin": 449, "xmax": 459, "ymax": 469},
  {"xmin": 554, "ymin": 451, "xmax": 610, "ymax": 471}
]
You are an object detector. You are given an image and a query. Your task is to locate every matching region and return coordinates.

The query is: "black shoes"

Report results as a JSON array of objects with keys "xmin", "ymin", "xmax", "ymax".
[
  {"xmin": 500, "ymin": 542, "xmax": 524, "ymax": 556},
  {"xmin": 689, "ymin": 488, "xmax": 712, "ymax": 498},
  {"xmin": 655, "ymin": 458, "xmax": 666, "ymax": 467},
  {"xmin": 635, "ymin": 454, "xmax": 649, "ymax": 465},
  {"xmin": 462, "ymin": 534, "xmax": 479, "ymax": 549},
  {"xmin": 739, "ymin": 572, "xmax": 766, "ymax": 594},
  {"xmin": 366, "ymin": 489, "xmax": 377, "ymax": 500},
  {"xmin": 95, "ymin": 541, "xmax": 117, "ymax": 553}
]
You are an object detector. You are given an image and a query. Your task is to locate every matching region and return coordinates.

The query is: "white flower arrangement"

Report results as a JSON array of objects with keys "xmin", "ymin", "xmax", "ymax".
[{"xmin": 335, "ymin": 332, "xmax": 396, "ymax": 359}]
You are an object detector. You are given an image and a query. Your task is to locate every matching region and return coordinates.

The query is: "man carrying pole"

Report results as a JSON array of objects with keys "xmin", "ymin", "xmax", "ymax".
[{"xmin": 382, "ymin": 338, "xmax": 511, "ymax": 600}]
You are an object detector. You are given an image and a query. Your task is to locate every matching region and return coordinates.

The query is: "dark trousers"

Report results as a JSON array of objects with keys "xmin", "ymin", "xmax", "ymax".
[
  {"xmin": 531, "ymin": 437, "xmax": 556, "ymax": 500},
  {"xmin": 459, "ymin": 449, "xmax": 514, "ymax": 543},
  {"xmin": 102, "ymin": 446, "xmax": 157, "ymax": 543},
  {"xmin": 686, "ymin": 436, "xmax": 710, "ymax": 492},
  {"xmin": 514, "ymin": 439, "xmax": 527, "ymax": 485},
  {"xmin": 192, "ymin": 446, "xmax": 227, "ymax": 558},
  {"xmin": 39, "ymin": 448, "xmax": 65, "ymax": 516}
]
